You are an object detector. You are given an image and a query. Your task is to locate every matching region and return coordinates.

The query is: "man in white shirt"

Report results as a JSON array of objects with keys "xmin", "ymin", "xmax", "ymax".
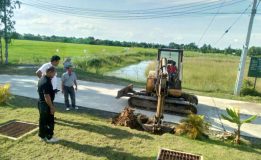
[{"xmin": 36, "ymin": 55, "xmax": 61, "ymax": 93}]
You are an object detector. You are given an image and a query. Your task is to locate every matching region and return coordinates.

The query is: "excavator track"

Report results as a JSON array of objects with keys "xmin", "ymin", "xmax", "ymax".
[
  {"xmin": 180, "ymin": 93, "xmax": 198, "ymax": 105},
  {"xmin": 128, "ymin": 95, "xmax": 197, "ymax": 115}
]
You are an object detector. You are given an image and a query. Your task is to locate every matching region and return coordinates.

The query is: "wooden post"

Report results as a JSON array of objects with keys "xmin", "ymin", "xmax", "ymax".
[{"xmin": 253, "ymin": 77, "xmax": 257, "ymax": 90}]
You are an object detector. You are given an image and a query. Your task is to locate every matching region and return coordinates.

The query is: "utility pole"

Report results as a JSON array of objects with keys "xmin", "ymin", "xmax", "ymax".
[{"xmin": 234, "ymin": 0, "xmax": 258, "ymax": 95}]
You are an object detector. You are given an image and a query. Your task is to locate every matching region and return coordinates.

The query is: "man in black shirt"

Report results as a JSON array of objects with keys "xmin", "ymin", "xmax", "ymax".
[{"xmin": 38, "ymin": 66, "xmax": 59, "ymax": 143}]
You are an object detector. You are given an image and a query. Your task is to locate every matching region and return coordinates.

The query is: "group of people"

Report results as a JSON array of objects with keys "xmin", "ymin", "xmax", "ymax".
[{"xmin": 36, "ymin": 55, "xmax": 78, "ymax": 143}]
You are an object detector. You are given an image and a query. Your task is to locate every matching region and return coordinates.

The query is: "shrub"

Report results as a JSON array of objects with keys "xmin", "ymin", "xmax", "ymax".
[
  {"xmin": 242, "ymin": 79, "xmax": 253, "ymax": 88},
  {"xmin": 0, "ymin": 83, "xmax": 11, "ymax": 104},
  {"xmin": 240, "ymin": 79, "xmax": 261, "ymax": 96},
  {"xmin": 107, "ymin": 55, "xmax": 122, "ymax": 64},
  {"xmin": 240, "ymin": 88, "xmax": 261, "ymax": 96},
  {"xmin": 87, "ymin": 57, "xmax": 109, "ymax": 74},
  {"xmin": 73, "ymin": 56, "xmax": 108, "ymax": 73},
  {"xmin": 175, "ymin": 114, "xmax": 210, "ymax": 139}
]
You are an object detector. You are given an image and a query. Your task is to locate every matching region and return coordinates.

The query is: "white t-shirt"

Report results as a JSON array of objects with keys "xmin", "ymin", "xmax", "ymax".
[{"xmin": 36, "ymin": 62, "xmax": 58, "ymax": 90}]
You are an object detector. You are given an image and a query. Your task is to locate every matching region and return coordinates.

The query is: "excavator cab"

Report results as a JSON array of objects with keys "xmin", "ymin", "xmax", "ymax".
[
  {"xmin": 161, "ymin": 49, "xmax": 182, "ymax": 89},
  {"xmin": 146, "ymin": 49, "xmax": 183, "ymax": 96},
  {"xmin": 160, "ymin": 48, "xmax": 182, "ymax": 79}
]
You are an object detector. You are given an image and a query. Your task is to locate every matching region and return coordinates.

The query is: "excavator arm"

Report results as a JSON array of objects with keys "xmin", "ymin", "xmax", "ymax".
[{"xmin": 154, "ymin": 57, "xmax": 168, "ymax": 125}]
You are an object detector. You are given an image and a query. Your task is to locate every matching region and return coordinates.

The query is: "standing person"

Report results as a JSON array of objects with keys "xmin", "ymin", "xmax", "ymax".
[
  {"xmin": 36, "ymin": 55, "xmax": 61, "ymax": 93},
  {"xmin": 61, "ymin": 65, "xmax": 78, "ymax": 111},
  {"xmin": 63, "ymin": 57, "xmax": 72, "ymax": 70},
  {"xmin": 38, "ymin": 66, "xmax": 59, "ymax": 143}
]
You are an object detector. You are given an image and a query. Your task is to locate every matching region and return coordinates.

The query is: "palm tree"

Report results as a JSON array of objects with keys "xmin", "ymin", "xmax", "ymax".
[
  {"xmin": 175, "ymin": 114, "xmax": 210, "ymax": 139},
  {"xmin": 221, "ymin": 108, "xmax": 257, "ymax": 144}
]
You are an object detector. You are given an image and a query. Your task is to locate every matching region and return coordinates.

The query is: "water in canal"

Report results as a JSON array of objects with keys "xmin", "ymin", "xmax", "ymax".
[{"xmin": 106, "ymin": 61, "xmax": 152, "ymax": 82}]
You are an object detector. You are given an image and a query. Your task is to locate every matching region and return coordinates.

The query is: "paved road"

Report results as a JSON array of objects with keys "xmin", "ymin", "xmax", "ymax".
[{"xmin": 1, "ymin": 74, "xmax": 261, "ymax": 138}]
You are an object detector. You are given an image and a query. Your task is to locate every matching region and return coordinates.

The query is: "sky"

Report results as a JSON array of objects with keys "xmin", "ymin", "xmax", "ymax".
[{"xmin": 12, "ymin": 0, "xmax": 261, "ymax": 49}]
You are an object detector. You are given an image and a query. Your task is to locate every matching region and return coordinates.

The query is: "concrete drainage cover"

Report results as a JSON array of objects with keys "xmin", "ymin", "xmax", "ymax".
[
  {"xmin": 0, "ymin": 121, "xmax": 38, "ymax": 140},
  {"xmin": 157, "ymin": 148, "xmax": 203, "ymax": 160}
]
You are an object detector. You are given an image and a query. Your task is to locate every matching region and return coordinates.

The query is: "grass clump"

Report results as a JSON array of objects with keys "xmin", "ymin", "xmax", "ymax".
[{"xmin": 175, "ymin": 114, "xmax": 210, "ymax": 139}]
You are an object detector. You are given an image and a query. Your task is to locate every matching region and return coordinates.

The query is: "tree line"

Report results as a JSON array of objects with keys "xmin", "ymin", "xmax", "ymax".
[
  {"xmin": 13, "ymin": 32, "xmax": 261, "ymax": 56},
  {"xmin": 0, "ymin": 0, "xmax": 20, "ymax": 64}
]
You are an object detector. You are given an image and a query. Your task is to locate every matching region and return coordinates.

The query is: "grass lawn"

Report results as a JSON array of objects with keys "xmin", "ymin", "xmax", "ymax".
[
  {"xmin": 0, "ymin": 96, "xmax": 261, "ymax": 160},
  {"xmin": 8, "ymin": 39, "xmax": 156, "ymax": 65},
  {"xmin": 7, "ymin": 39, "xmax": 157, "ymax": 74}
]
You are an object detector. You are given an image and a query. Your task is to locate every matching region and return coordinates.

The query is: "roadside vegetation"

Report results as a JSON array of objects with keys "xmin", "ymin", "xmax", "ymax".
[{"xmin": 0, "ymin": 96, "xmax": 261, "ymax": 160}]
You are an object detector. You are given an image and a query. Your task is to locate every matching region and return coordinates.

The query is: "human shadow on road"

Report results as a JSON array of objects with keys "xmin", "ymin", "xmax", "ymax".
[
  {"xmin": 59, "ymin": 139, "xmax": 154, "ymax": 160},
  {"xmin": 56, "ymin": 118, "xmax": 153, "ymax": 140}
]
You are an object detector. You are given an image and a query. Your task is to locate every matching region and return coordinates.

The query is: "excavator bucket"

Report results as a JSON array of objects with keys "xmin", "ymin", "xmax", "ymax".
[
  {"xmin": 136, "ymin": 115, "xmax": 174, "ymax": 134},
  {"xmin": 116, "ymin": 84, "xmax": 136, "ymax": 99}
]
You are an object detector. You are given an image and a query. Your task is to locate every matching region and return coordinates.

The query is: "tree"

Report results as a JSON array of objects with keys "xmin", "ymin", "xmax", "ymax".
[
  {"xmin": 221, "ymin": 107, "xmax": 257, "ymax": 144},
  {"xmin": 184, "ymin": 43, "xmax": 199, "ymax": 51},
  {"xmin": 200, "ymin": 44, "xmax": 208, "ymax": 53},
  {"xmin": 0, "ymin": 30, "xmax": 3, "ymax": 64},
  {"xmin": 169, "ymin": 42, "xmax": 181, "ymax": 49},
  {"xmin": 224, "ymin": 45, "xmax": 233, "ymax": 55},
  {"xmin": 0, "ymin": 0, "xmax": 20, "ymax": 64},
  {"xmin": 248, "ymin": 46, "xmax": 261, "ymax": 57}
]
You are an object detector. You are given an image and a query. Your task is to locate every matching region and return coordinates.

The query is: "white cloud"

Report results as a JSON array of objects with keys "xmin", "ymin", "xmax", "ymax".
[{"xmin": 11, "ymin": 0, "xmax": 261, "ymax": 48}]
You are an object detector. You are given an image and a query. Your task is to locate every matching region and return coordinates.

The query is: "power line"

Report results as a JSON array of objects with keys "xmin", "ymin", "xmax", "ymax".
[
  {"xmin": 20, "ymin": 0, "xmax": 247, "ymax": 20},
  {"xmin": 24, "ymin": 0, "xmax": 225, "ymax": 13},
  {"xmin": 214, "ymin": 3, "xmax": 252, "ymax": 46},
  {"xmin": 198, "ymin": 0, "xmax": 226, "ymax": 45},
  {"xmin": 20, "ymin": 0, "xmax": 219, "ymax": 16},
  {"xmin": 27, "ymin": 0, "xmax": 244, "ymax": 16}
]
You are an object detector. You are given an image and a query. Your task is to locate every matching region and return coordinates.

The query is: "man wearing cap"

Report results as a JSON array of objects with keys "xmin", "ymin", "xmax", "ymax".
[
  {"xmin": 61, "ymin": 65, "xmax": 78, "ymax": 111},
  {"xmin": 36, "ymin": 55, "xmax": 61, "ymax": 93},
  {"xmin": 38, "ymin": 66, "xmax": 59, "ymax": 143},
  {"xmin": 63, "ymin": 57, "xmax": 72, "ymax": 70}
]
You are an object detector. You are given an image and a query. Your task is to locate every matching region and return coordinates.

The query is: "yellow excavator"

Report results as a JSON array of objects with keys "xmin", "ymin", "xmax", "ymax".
[{"xmin": 116, "ymin": 48, "xmax": 198, "ymax": 132}]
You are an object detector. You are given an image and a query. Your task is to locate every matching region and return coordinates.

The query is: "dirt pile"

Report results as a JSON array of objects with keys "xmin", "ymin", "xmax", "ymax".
[
  {"xmin": 112, "ymin": 107, "xmax": 150, "ymax": 130},
  {"xmin": 112, "ymin": 107, "xmax": 175, "ymax": 134}
]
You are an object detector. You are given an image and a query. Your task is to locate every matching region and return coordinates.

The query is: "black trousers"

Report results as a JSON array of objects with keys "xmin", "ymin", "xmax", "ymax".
[
  {"xmin": 64, "ymin": 86, "xmax": 76, "ymax": 108},
  {"xmin": 38, "ymin": 101, "xmax": 54, "ymax": 140}
]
